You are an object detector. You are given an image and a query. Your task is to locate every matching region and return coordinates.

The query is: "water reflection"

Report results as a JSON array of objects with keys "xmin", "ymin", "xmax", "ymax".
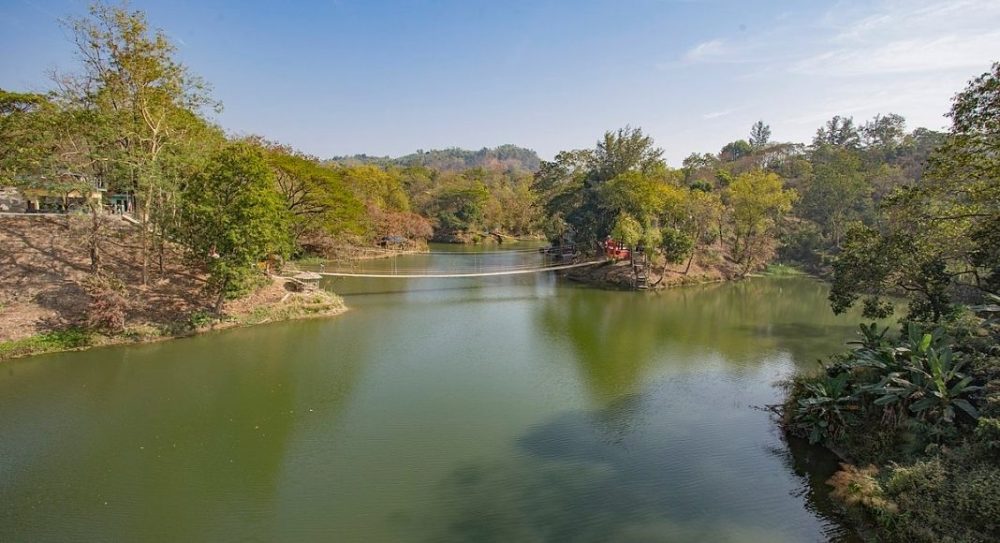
[
  {"xmin": 0, "ymin": 320, "xmax": 367, "ymax": 541},
  {"xmin": 417, "ymin": 385, "xmax": 859, "ymax": 543},
  {"xmin": 1, "ymin": 269, "xmax": 874, "ymax": 542},
  {"xmin": 535, "ymin": 278, "xmax": 873, "ymax": 403}
]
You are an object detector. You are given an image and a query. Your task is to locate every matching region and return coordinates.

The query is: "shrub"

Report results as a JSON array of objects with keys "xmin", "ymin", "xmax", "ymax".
[
  {"xmin": 660, "ymin": 226, "xmax": 693, "ymax": 264},
  {"xmin": 80, "ymin": 274, "xmax": 129, "ymax": 334},
  {"xmin": 828, "ymin": 463, "xmax": 898, "ymax": 515},
  {"xmin": 974, "ymin": 417, "xmax": 1000, "ymax": 455}
]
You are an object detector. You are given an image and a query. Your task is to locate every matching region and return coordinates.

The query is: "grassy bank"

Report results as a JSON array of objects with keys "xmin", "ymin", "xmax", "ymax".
[
  {"xmin": 759, "ymin": 263, "xmax": 807, "ymax": 277},
  {"xmin": 781, "ymin": 316, "xmax": 1000, "ymax": 542},
  {"xmin": 0, "ymin": 328, "xmax": 93, "ymax": 360}
]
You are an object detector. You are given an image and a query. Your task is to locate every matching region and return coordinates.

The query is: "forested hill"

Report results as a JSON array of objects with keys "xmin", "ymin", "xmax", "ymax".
[{"xmin": 328, "ymin": 144, "xmax": 541, "ymax": 172}]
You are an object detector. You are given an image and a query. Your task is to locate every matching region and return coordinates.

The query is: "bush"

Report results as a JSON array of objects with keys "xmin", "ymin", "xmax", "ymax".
[
  {"xmin": 828, "ymin": 463, "xmax": 897, "ymax": 515},
  {"xmin": 883, "ymin": 457, "xmax": 1000, "ymax": 542},
  {"xmin": 188, "ymin": 310, "xmax": 217, "ymax": 329},
  {"xmin": 81, "ymin": 274, "xmax": 129, "ymax": 334},
  {"xmin": 785, "ymin": 324, "xmax": 982, "ymax": 453},
  {"xmin": 974, "ymin": 417, "xmax": 1000, "ymax": 455},
  {"xmin": 660, "ymin": 226, "xmax": 693, "ymax": 264},
  {"xmin": 785, "ymin": 317, "xmax": 1000, "ymax": 542}
]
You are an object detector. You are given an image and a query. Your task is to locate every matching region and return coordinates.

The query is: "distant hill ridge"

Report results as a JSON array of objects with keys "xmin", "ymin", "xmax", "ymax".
[{"xmin": 327, "ymin": 144, "xmax": 541, "ymax": 172}]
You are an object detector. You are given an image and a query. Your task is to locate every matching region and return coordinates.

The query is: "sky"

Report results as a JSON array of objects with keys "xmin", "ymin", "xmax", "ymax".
[{"xmin": 2, "ymin": 0, "xmax": 999, "ymax": 164}]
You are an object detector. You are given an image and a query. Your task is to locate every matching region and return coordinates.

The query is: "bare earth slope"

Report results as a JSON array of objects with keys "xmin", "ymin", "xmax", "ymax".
[{"xmin": 0, "ymin": 215, "xmax": 343, "ymax": 349}]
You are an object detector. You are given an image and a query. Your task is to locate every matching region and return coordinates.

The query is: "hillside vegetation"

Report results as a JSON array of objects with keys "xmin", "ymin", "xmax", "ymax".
[{"xmin": 328, "ymin": 144, "xmax": 541, "ymax": 172}]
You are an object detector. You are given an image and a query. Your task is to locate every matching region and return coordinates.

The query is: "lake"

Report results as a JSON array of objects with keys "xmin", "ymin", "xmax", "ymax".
[{"xmin": 0, "ymin": 246, "xmax": 870, "ymax": 542}]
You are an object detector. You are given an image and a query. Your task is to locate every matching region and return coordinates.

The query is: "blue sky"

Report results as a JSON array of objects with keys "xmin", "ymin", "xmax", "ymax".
[{"xmin": 2, "ymin": 0, "xmax": 998, "ymax": 164}]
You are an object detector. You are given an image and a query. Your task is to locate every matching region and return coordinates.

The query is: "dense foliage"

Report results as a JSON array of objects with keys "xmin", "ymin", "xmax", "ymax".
[
  {"xmin": 829, "ymin": 63, "xmax": 1000, "ymax": 323},
  {"xmin": 179, "ymin": 143, "xmax": 292, "ymax": 311},
  {"xmin": 785, "ymin": 63, "xmax": 1000, "ymax": 543}
]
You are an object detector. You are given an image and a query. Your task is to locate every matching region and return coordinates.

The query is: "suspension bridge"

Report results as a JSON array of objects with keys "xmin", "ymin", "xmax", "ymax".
[
  {"xmin": 309, "ymin": 259, "xmax": 606, "ymax": 279},
  {"xmin": 293, "ymin": 246, "xmax": 607, "ymax": 279}
]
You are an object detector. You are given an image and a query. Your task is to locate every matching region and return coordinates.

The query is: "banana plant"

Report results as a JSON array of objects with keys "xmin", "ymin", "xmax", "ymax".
[
  {"xmin": 794, "ymin": 373, "xmax": 859, "ymax": 444},
  {"xmin": 907, "ymin": 347, "xmax": 980, "ymax": 423},
  {"xmin": 868, "ymin": 342, "xmax": 980, "ymax": 424}
]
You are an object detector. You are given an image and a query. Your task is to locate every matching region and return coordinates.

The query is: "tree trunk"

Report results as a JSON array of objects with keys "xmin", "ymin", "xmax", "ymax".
[
  {"xmin": 156, "ymin": 187, "xmax": 165, "ymax": 274},
  {"xmin": 141, "ymin": 222, "xmax": 148, "ymax": 285},
  {"xmin": 214, "ymin": 277, "xmax": 228, "ymax": 315},
  {"xmin": 89, "ymin": 204, "xmax": 102, "ymax": 274}
]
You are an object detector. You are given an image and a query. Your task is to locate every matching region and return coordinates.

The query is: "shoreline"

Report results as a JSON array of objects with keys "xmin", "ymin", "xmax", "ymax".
[{"xmin": 0, "ymin": 281, "xmax": 347, "ymax": 362}]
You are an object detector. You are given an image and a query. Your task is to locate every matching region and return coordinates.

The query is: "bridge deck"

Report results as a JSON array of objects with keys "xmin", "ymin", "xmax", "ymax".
[{"xmin": 311, "ymin": 259, "xmax": 606, "ymax": 279}]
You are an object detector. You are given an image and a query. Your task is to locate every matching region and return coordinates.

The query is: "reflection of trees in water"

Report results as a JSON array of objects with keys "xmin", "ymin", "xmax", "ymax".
[
  {"xmin": 409, "ymin": 397, "xmax": 854, "ymax": 543},
  {"xmin": 535, "ymin": 279, "xmax": 870, "ymax": 401},
  {"xmin": 535, "ymin": 289, "xmax": 667, "ymax": 400},
  {"xmin": 765, "ymin": 434, "xmax": 865, "ymax": 543},
  {"xmin": 0, "ymin": 321, "xmax": 367, "ymax": 541}
]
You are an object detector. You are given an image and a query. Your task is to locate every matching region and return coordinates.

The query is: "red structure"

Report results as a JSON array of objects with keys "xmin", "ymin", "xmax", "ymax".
[{"xmin": 601, "ymin": 237, "xmax": 631, "ymax": 260}]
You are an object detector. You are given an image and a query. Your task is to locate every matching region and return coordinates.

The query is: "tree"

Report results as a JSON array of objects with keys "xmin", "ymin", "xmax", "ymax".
[
  {"xmin": 179, "ymin": 143, "xmax": 291, "ymax": 313},
  {"xmin": 430, "ymin": 183, "xmax": 490, "ymax": 235},
  {"xmin": 0, "ymin": 90, "xmax": 54, "ymax": 181},
  {"xmin": 265, "ymin": 146, "xmax": 365, "ymax": 247},
  {"xmin": 720, "ymin": 139, "xmax": 753, "ymax": 162},
  {"xmin": 610, "ymin": 213, "xmax": 643, "ymax": 247},
  {"xmin": 534, "ymin": 127, "xmax": 666, "ymax": 245},
  {"xmin": 675, "ymin": 189, "xmax": 723, "ymax": 273},
  {"xmin": 725, "ymin": 170, "xmax": 796, "ymax": 275},
  {"xmin": 338, "ymin": 164, "xmax": 410, "ymax": 212},
  {"xmin": 828, "ymin": 62, "xmax": 1000, "ymax": 321},
  {"xmin": 814, "ymin": 116, "xmax": 860, "ymax": 148},
  {"xmin": 797, "ymin": 146, "xmax": 871, "ymax": 247},
  {"xmin": 861, "ymin": 113, "xmax": 906, "ymax": 152},
  {"xmin": 680, "ymin": 152, "xmax": 718, "ymax": 186},
  {"xmin": 749, "ymin": 120, "xmax": 772, "ymax": 149},
  {"xmin": 532, "ymin": 149, "xmax": 593, "ymax": 236},
  {"xmin": 592, "ymin": 125, "xmax": 664, "ymax": 180},
  {"xmin": 829, "ymin": 224, "xmax": 952, "ymax": 321},
  {"xmin": 64, "ymin": 1, "xmax": 219, "ymax": 284}
]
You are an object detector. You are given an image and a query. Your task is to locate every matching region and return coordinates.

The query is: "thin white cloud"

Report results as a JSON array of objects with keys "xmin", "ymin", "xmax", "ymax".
[
  {"xmin": 792, "ymin": 0, "xmax": 1000, "ymax": 77},
  {"xmin": 683, "ymin": 39, "xmax": 728, "ymax": 63},
  {"xmin": 831, "ymin": 0, "xmax": 1000, "ymax": 43},
  {"xmin": 791, "ymin": 32, "xmax": 1000, "ymax": 77},
  {"xmin": 702, "ymin": 109, "xmax": 736, "ymax": 120}
]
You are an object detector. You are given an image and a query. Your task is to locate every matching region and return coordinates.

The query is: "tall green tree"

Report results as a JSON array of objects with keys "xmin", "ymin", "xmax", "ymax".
[
  {"xmin": 64, "ymin": 1, "xmax": 219, "ymax": 284},
  {"xmin": 814, "ymin": 116, "xmax": 861, "ymax": 148},
  {"xmin": 179, "ymin": 143, "xmax": 291, "ymax": 313},
  {"xmin": 726, "ymin": 170, "xmax": 796, "ymax": 275},
  {"xmin": 797, "ymin": 145, "xmax": 871, "ymax": 247},
  {"xmin": 265, "ymin": 146, "xmax": 365, "ymax": 246},
  {"xmin": 534, "ymin": 126, "xmax": 665, "ymax": 245},
  {"xmin": 749, "ymin": 120, "xmax": 772, "ymax": 150},
  {"xmin": 0, "ymin": 90, "xmax": 55, "ymax": 182}
]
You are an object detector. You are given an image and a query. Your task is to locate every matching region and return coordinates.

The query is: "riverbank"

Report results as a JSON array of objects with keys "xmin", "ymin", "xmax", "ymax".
[
  {"xmin": 564, "ymin": 247, "xmax": 740, "ymax": 290},
  {"xmin": 0, "ymin": 214, "xmax": 346, "ymax": 361},
  {"xmin": 780, "ymin": 319, "xmax": 1000, "ymax": 542}
]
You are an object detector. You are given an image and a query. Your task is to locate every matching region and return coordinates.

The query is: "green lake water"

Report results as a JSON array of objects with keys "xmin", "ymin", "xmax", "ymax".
[{"xmin": 1, "ymin": 246, "xmax": 873, "ymax": 542}]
